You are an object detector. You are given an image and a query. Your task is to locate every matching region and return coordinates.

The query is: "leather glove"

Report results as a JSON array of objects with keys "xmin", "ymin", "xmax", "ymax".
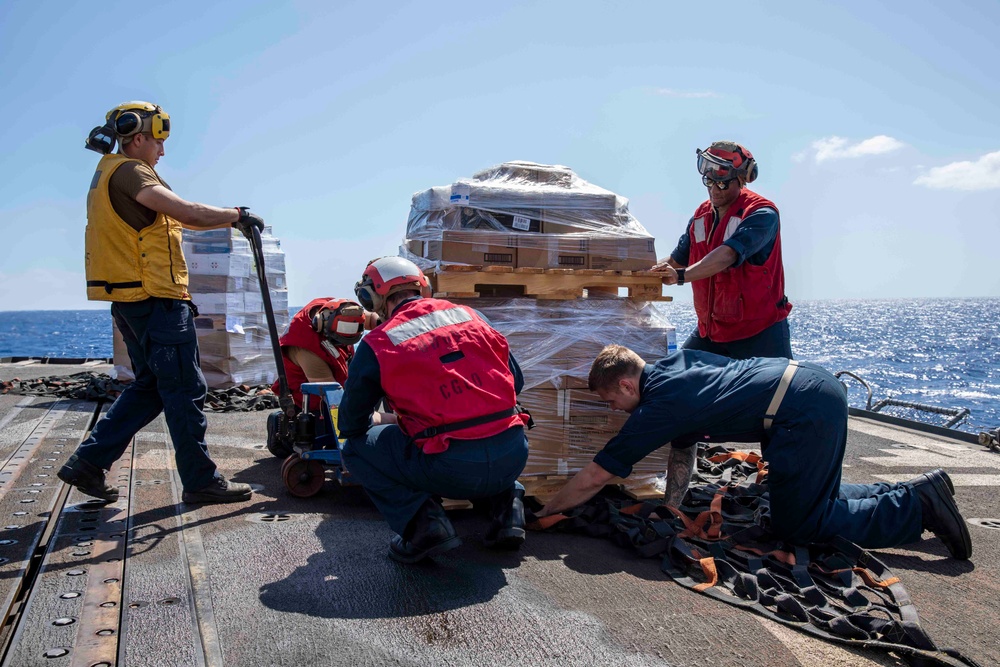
[{"xmin": 233, "ymin": 207, "xmax": 265, "ymax": 238}]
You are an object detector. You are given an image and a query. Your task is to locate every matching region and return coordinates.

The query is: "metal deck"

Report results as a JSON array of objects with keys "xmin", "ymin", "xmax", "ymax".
[{"xmin": 1, "ymin": 361, "xmax": 997, "ymax": 667}]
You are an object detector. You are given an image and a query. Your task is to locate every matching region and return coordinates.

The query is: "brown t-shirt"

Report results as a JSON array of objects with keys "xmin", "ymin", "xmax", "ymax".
[{"xmin": 108, "ymin": 160, "xmax": 171, "ymax": 232}]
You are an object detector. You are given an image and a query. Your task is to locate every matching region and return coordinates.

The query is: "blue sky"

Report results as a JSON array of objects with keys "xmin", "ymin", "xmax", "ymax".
[{"xmin": 1, "ymin": 0, "xmax": 998, "ymax": 312}]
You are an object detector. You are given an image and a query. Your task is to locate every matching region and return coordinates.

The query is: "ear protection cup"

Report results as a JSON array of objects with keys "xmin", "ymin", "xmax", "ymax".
[
  {"xmin": 110, "ymin": 105, "xmax": 170, "ymax": 139},
  {"xmin": 743, "ymin": 157, "xmax": 758, "ymax": 183},
  {"xmin": 353, "ymin": 280, "xmax": 380, "ymax": 315},
  {"xmin": 113, "ymin": 111, "xmax": 145, "ymax": 137}
]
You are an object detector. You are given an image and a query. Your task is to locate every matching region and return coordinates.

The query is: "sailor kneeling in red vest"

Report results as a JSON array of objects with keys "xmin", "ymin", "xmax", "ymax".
[
  {"xmin": 265, "ymin": 297, "xmax": 387, "ymax": 458},
  {"xmin": 536, "ymin": 345, "xmax": 972, "ymax": 561},
  {"xmin": 338, "ymin": 257, "xmax": 531, "ymax": 564}
]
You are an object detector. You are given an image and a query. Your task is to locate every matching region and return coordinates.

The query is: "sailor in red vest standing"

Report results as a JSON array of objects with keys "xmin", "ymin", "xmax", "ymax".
[
  {"xmin": 265, "ymin": 298, "xmax": 374, "ymax": 458},
  {"xmin": 655, "ymin": 142, "xmax": 793, "ymax": 359},
  {"xmin": 339, "ymin": 256, "xmax": 531, "ymax": 564}
]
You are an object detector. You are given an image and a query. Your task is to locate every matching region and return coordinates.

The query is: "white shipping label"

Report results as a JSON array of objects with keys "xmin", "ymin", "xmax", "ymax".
[
  {"xmin": 226, "ymin": 316, "xmax": 245, "ymax": 334},
  {"xmin": 450, "ymin": 182, "xmax": 471, "ymax": 204},
  {"xmin": 512, "ymin": 215, "xmax": 531, "ymax": 231}
]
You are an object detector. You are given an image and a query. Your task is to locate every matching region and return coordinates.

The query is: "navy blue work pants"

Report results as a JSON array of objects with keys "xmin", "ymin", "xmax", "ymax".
[
  {"xmin": 683, "ymin": 318, "xmax": 792, "ymax": 360},
  {"xmin": 764, "ymin": 363, "xmax": 923, "ymax": 548},
  {"xmin": 342, "ymin": 425, "xmax": 529, "ymax": 537},
  {"xmin": 75, "ymin": 298, "xmax": 218, "ymax": 491}
]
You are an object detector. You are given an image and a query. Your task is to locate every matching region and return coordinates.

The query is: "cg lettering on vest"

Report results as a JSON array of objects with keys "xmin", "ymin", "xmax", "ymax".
[{"xmin": 439, "ymin": 374, "xmax": 485, "ymax": 399}]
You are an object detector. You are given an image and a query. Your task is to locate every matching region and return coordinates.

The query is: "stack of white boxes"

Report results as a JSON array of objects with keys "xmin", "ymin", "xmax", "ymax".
[{"xmin": 182, "ymin": 227, "xmax": 289, "ymax": 388}]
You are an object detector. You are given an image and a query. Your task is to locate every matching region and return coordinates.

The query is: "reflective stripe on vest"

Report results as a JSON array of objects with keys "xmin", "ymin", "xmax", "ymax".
[
  {"xmin": 364, "ymin": 298, "xmax": 526, "ymax": 453},
  {"xmin": 385, "ymin": 306, "xmax": 473, "ymax": 346}
]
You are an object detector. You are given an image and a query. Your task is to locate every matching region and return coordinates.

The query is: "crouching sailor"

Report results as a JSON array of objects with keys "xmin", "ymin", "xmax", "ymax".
[
  {"xmin": 338, "ymin": 256, "xmax": 532, "ymax": 563},
  {"xmin": 537, "ymin": 345, "xmax": 972, "ymax": 560}
]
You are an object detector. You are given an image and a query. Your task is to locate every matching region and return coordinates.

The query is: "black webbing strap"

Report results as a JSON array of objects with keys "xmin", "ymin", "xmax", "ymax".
[
  {"xmin": 526, "ymin": 446, "xmax": 983, "ymax": 667},
  {"xmin": 87, "ymin": 279, "xmax": 143, "ymax": 294},
  {"xmin": 413, "ymin": 406, "xmax": 518, "ymax": 439}
]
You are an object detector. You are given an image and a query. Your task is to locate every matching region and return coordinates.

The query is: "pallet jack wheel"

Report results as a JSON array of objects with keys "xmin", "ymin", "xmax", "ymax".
[{"xmin": 282, "ymin": 454, "xmax": 326, "ymax": 497}]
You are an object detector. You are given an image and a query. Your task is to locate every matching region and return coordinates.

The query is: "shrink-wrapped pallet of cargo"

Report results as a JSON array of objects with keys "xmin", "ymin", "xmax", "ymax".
[
  {"xmin": 182, "ymin": 227, "xmax": 289, "ymax": 388},
  {"xmin": 402, "ymin": 161, "xmax": 657, "ymax": 273},
  {"xmin": 400, "ymin": 161, "xmax": 677, "ymax": 498}
]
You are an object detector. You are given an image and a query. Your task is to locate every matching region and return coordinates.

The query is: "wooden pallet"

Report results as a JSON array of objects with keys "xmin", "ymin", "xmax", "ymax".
[
  {"xmin": 441, "ymin": 498, "xmax": 474, "ymax": 511},
  {"xmin": 427, "ymin": 265, "xmax": 672, "ymax": 301},
  {"xmin": 519, "ymin": 475, "xmax": 664, "ymax": 503},
  {"xmin": 441, "ymin": 476, "xmax": 662, "ymax": 511}
]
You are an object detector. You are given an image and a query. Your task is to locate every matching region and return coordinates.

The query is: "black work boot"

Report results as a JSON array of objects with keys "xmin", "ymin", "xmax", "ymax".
[
  {"xmin": 182, "ymin": 475, "xmax": 253, "ymax": 504},
  {"xmin": 57, "ymin": 453, "xmax": 119, "ymax": 503},
  {"xmin": 910, "ymin": 469, "xmax": 971, "ymax": 560},
  {"xmin": 484, "ymin": 487, "xmax": 526, "ymax": 550},
  {"xmin": 906, "ymin": 468, "xmax": 954, "ymax": 495},
  {"xmin": 389, "ymin": 499, "xmax": 462, "ymax": 564}
]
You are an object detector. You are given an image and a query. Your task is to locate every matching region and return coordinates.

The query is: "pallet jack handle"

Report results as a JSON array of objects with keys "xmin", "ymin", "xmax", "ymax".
[{"xmin": 244, "ymin": 225, "xmax": 297, "ymax": 421}]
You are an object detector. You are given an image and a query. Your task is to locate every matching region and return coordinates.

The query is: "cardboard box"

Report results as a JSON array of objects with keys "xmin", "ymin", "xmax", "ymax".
[
  {"xmin": 191, "ymin": 292, "xmax": 245, "ymax": 315},
  {"xmin": 426, "ymin": 230, "xmax": 517, "ymax": 267},
  {"xmin": 188, "ymin": 275, "xmax": 249, "ymax": 293},
  {"xmin": 187, "ymin": 253, "xmax": 252, "ymax": 277},
  {"xmin": 516, "ymin": 234, "xmax": 588, "ymax": 269},
  {"xmin": 588, "ymin": 237, "xmax": 657, "ymax": 271}
]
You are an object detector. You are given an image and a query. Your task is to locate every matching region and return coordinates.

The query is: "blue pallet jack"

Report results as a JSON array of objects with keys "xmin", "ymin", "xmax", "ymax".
[
  {"xmin": 276, "ymin": 382, "xmax": 354, "ymax": 497},
  {"xmin": 246, "ymin": 225, "xmax": 352, "ymax": 498}
]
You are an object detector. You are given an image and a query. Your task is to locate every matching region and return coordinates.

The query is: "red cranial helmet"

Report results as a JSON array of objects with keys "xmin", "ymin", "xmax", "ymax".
[
  {"xmin": 353, "ymin": 256, "xmax": 429, "ymax": 320},
  {"xmin": 311, "ymin": 299, "xmax": 366, "ymax": 345},
  {"xmin": 696, "ymin": 141, "xmax": 758, "ymax": 184}
]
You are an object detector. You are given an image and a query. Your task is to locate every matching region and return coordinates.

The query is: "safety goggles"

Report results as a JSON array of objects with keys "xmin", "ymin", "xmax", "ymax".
[
  {"xmin": 702, "ymin": 174, "xmax": 737, "ymax": 190},
  {"xmin": 696, "ymin": 147, "xmax": 743, "ymax": 180}
]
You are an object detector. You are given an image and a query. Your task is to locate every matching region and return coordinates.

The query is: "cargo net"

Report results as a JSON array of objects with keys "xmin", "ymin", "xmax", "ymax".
[
  {"xmin": 0, "ymin": 371, "xmax": 279, "ymax": 412},
  {"xmin": 526, "ymin": 444, "xmax": 982, "ymax": 667}
]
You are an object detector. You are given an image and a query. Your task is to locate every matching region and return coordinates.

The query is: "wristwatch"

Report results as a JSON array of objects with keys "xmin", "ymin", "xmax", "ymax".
[{"xmin": 676, "ymin": 268, "xmax": 686, "ymax": 286}]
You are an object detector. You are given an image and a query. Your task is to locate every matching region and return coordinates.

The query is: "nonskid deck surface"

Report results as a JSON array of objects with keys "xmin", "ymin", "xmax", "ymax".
[{"xmin": 1, "ymin": 362, "xmax": 997, "ymax": 667}]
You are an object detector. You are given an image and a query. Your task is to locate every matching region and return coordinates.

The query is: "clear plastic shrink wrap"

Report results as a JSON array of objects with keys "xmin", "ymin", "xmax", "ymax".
[
  {"xmin": 402, "ymin": 162, "xmax": 677, "ymax": 491},
  {"xmin": 182, "ymin": 227, "xmax": 289, "ymax": 388},
  {"xmin": 402, "ymin": 161, "xmax": 657, "ymax": 272},
  {"xmin": 456, "ymin": 297, "xmax": 677, "ymax": 482}
]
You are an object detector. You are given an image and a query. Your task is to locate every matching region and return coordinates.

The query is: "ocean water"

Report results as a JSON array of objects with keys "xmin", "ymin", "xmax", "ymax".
[{"xmin": 1, "ymin": 298, "xmax": 998, "ymax": 432}]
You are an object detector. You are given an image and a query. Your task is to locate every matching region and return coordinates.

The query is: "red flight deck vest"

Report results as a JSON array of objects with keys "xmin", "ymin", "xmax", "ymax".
[
  {"xmin": 363, "ymin": 298, "xmax": 528, "ymax": 454},
  {"xmin": 688, "ymin": 189, "xmax": 792, "ymax": 343},
  {"xmin": 271, "ymin": 297, "xmax": 353, "ymax": 407}
]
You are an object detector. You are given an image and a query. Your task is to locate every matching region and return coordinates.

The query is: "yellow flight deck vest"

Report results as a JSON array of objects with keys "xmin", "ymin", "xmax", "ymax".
[{"xmin": 85, "ymin": 153, "xmax": 189, "ymax": 302}]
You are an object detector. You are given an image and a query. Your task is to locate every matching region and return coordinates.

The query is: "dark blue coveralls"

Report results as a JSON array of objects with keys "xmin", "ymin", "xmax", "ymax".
[
  {"xmin": 671, "ymin": 205, "xmax": 793, "ymax": 360},
  {"xmin": 338, "ymin": 297, "xmax": 529, "ymax": 538},
  {"xmin": 76, "ymin": 298, "xmax": 219, "ymax": 491},
  {"xmin": 594, "ymin": 350, "xmax": 924, "ymax": 548}
]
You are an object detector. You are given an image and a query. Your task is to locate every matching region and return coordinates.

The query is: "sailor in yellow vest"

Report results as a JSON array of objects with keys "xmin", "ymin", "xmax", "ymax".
[{"xmin": 59, "ymin": 101, "xmax": 264, "ymax": 504}]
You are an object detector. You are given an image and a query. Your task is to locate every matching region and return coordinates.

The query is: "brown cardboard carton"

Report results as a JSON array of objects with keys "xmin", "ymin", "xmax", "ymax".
[
  {"xmin": 516, "ymin": 234, "xmax": 588, "ymax": 269},
  {"xmin": 588, "ymin": 237, "xmax": 657, "ymax": 271},
  {"xmin": 426, "ymin": 230, "xmax": 517, "ymax": 267}
]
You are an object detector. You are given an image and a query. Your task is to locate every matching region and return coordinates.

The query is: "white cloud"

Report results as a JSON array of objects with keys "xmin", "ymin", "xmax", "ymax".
[
  {"xmin": 653, "ymin": 88, "xmax": 720, "ymax": 99},
  {"xmin": 810, "ymin": 135, "xmax": 906, "ymax": 162},
  {"xmin": 913, "ymin": 150, "xmax": 1000, "ymax": 191}
]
